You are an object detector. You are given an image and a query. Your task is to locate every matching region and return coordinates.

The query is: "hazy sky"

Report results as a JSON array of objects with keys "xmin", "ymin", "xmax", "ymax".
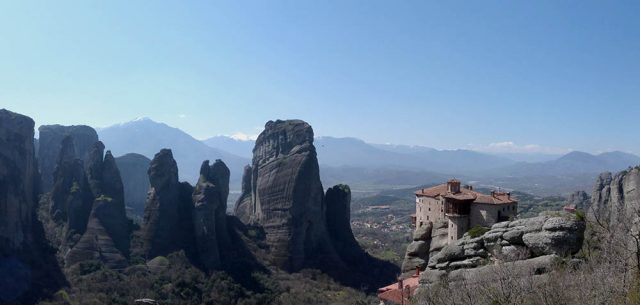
[{"xmin": 1, "ymin": 1, "xmax": 638, "ymax": 154}]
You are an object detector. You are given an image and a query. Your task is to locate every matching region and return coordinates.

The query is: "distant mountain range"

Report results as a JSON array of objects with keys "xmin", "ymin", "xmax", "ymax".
[
  {"xmin": 98, "ymin": 118, "xmax": 640, "ymax": 195},
  {"xmin": 491, "ymin": 151, "xmax": 640, "ymax": 177},
  {"xmin": 97, "ymin": 118, "xmax": 249, "ymax": 185}
]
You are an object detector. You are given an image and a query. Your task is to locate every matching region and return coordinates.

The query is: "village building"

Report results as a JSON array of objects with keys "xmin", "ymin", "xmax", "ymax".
[
  {"xmin": 413, "ymin": 179, "xmax": 518, "ymax": 242},
  {"xmin": 377, "ymin": 269, "xmax": 421, "ymax": 305}
]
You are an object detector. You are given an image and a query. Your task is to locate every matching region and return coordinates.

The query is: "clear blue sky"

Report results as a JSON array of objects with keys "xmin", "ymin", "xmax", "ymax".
[{"xmin": 1, "ymin": 1, "xmax": 638, "ymax": 154}]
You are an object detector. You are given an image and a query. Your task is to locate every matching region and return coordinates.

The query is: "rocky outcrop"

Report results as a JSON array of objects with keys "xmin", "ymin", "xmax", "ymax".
[
  {"xmin": 0, "ymin": 109, "xmax": 38, "ymax": 253},
  {"xmin": 235, "ymin": 120, "xmax": 341, "ymax": 271},
  {"xmin": 49, "ymin": 137, "xmax": 93, "ymax": 233},
  {"xmin": 231, "ymin": 119, "xmax": 398, "ymax": 289},
  {"xmin": 415, "ymin": 215, "xmax": 584, "ymax": 289},
  {"xmin": 64, "ymin": 146, "xmax": 131, "ymax": 268},
  {"xmin": 401, "ymin": 220, "xmax": 448, "ymax": 273},
  {"xmin": 115, "ymin": 153, "xmax": 151, "ymax": 217},
  {"xmin": 566, "ymin": 190, "xmax": 590, "ymax": 210},
  {"xmin": 590, "ymin": 168, "xmax": 640, "ymax": 227},
  {"xmin": 38, "ymin": 124, "xmax": 98, "ymax": 192},
  {"xmin": 192, "ymin": 160, "xmax": 231, "ymax": 270},
  {"xmin": 0, "ymin": 109, "xmax": 65, "ymax": 304},
  {"xmin": 142, "ymin": 149, "xmax": 194, "ymax": 259},
  {"xmin": 233, "ymin": 165, "xmax": 253, "ymax": 224},
  {"xmin": 427, "ymin": 216, "xmax": 584, "ymax": 270},
  {"xmin": 325, "ymin": 184, "xmax": 365, "ymax": 264}
]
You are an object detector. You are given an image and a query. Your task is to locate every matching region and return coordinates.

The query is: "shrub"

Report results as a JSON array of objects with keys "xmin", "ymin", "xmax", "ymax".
[{"xmin": 468, "ymin": 225, "xmax": 490, "ymax": 238}]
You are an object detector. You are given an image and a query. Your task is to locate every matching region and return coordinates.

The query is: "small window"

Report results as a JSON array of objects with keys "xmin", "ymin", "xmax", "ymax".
[
  {"xmin": 427, "ymin": 216, "xmax": 429, "ymax": 220},
  {"xmin": 428, "ymin": 208, "xmax": 431, "ymax": 211}
]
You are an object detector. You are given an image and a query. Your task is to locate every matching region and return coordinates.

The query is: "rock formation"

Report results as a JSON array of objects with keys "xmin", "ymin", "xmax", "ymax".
[
  {"xmin": 417, "ymin": 215, "xmax": 585, "ymax": 288},
  {"xmin": 192, "ymin": 160, "xmax": 231, "ymax": 270},
  {"xmin": 324, "ymin": 184, "xmax": 365, "ymax": 264},
  {"xmin": 115, "ymin": 153, "xmax": 151, "ymax": 217},
  {"xmin": 234, "ymin": 165, "xmax": 253, "ymax": 224},
  {"xmin": 142, "ymin": 149, "xmax": 194, "ymax": 259},
  {"xmin": 38, "ymin": 124, "xmax": 98, "ymax": 192},
  {"xmin": 590, "ymin": 167, "xmax": 640, "ymax": 226},
  {"xmin": 49, "ymin": 137, "xmax": 94, "ymax": 240},
  {"xmin": 0, "ymin": 109, "xmax": 65, "ymax": 304},
  {"xmin": 401, "ymin": 220, "xmax": 449, "ymax": 273},
  {"xmin": 234, "ymin": 120, "xmax": 341, "ymax": 271},
  {"xmin": 0, "ymin": 109, "xmax": 39, "ymax": 253},
  {"xmin": 64, "ymin": 145, "xmax": 131, "ymax": 268},
  {"xmin": 566, "ymin": 190, "xmax": 590, "ymax": 210}
]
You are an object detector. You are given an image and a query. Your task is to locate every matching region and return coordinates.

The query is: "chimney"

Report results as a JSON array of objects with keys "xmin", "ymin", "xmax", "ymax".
[
  {"xmin": 397, "ymin": 278, "xmax": 404, "ymax": 289},
  {"xmin": 507, "ymin": 192, "xmax": 511, "ymax": 199},
  {"xmin": 415, "ymin": 266, "xmax": 421, "ymax": 276},
  {"xmin": 491, "ymin": 190, "xmax": 495, "ymax": 197},
  {"xmin": 447, "ymin": 179, "xmax": 461, "ymax": 193}
]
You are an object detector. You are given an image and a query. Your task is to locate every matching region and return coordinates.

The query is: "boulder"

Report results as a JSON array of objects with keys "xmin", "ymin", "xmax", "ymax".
[
  {"xmin": 413, "ymin": 222, "xmax": 432, "ymax": 241},
  {"xmin": 406, "ymin": 241, "xmax": 429, "ymax": 257}
]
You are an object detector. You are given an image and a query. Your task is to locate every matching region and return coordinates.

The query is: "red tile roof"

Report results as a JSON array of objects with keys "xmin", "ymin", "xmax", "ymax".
[
  {"xmin": 377, "ymin": 275, "xmax": 420, "ymax": 304},
  {"xmin": 415, "ymin": 183, "xmax": 517, "ymax": 205}
]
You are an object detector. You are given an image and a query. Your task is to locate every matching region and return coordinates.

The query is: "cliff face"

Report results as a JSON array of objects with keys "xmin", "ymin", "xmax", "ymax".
[
  {"xmin": 192, "ymin": 160, "xmax": 231, "ymax": 270},
  {"xmin": 0, "ymin": 109, "xmax": 65, "ymax": 304},
  {"xmin": 566, "ymin": 190, "xmax": 590, "ymax": 210},
  {"xmin": 142, "ymin": 149, "xmax": 194, "ymax": 259},
  {"xmin": 324, "ymin": 184, "xmax": 365, "ymax": 264},
  {"xmin": 418, "ymin": 215, "xmax": 585, "ymax": 288},
  {"xmin": 590, "ymin": 168, "xmax": 640, "ymax": 226},
  {"xmin": 115, "ymin": 153, "xmax": 151, "ymax": 217},
  {"xmin": 401, "ymin": 220, "xmax": 449, "ymax": 273},
  {"xmin": 236, "ymin": 120, "xmax": 341, "ymax": 271},
  {"xmin": 234, "ymin": 165, "xmax": 253, "ymax": 224},
  {"xmin": 63, "ymin": 143, "xmax": 131, "ymax": 269},
  {"xmin": 38, "ymin": 124, "xmax": 98, "ymax": 192},
  {"xmin": 0, "ymin": 109, "xmax": 38, "ymax": 253}
]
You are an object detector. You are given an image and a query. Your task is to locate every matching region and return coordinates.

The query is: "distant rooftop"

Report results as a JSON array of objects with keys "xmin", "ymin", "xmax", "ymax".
[{"xmin": 415, "ymin": 182, "xmax": 517, "ymax": 205}]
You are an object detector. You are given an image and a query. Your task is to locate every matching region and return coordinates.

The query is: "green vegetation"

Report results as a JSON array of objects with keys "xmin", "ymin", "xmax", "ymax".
[
  {"xmin": 69, "ymin": 182, "xmax": 80, "ymax": 193},
  {"xmin": 96, "ymin": 195, "xmax": 113, "ymax": 202},
  {"xmin": 468, "ymin": 225, "xmax": 490, "ymax": 238}
]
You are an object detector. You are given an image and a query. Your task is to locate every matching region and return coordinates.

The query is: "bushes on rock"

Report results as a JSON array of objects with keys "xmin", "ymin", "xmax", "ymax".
[{"xmin": 468, "ymin": 225, "xmax": 490, "ymax": 238}]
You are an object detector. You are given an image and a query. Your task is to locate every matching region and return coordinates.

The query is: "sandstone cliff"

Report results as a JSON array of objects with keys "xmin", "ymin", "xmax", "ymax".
[
  {"xmin": 401, "ymin": 220, "xmax": 448, "ymax": 273},
  {"xmin": 590, "ymin": 167, "xmax": 640, "ymax": 227},
  {"xmin": 192, "ymin": 159, "xmax": 231, "ymax": 270},
  {"xmin": 0, "ymin": 109, "xmax": 65, "ymax": 304},
  {"xmin": 115, "ymin": 153, "xmax": 151, "ymax": 217},
  {"xmin": 232, "ymin": 119, "xmax": 398, "ymax": 288},
  {"xmin": 418, "ymin": 215, "xmax": 585, "ymax": 289},
  {"xmin": 235, "ymin": 120, "xmax": 341, "ymax": 271},
  {"xmin": 63, "ymin": 144, "xmax": 131, "ymax": 268},
  {"xmin": 324, "ymin": 184, "xmax": 365, "ymax": 264},
  {"xmin": 38, "ymin": 124, "xmax": 98, "ymax": 192},
  {"xmin": 142, "ymin": 149, "xmax": 194, "ymax": 259}
]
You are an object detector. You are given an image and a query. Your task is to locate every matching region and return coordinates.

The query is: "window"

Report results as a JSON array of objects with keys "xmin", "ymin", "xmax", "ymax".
[
  {"xmin": 428, "ymin": 208, "xmax": 431, "ymax": 211},
  {"xmin": 427, "ymin": 216, "xmax": 429, "ymax": 220}
]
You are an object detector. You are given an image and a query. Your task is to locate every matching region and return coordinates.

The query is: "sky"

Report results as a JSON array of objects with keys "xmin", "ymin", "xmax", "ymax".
[{"xmin": 0, "ymin": 1, "xmax": 638, "ymax": 155}]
